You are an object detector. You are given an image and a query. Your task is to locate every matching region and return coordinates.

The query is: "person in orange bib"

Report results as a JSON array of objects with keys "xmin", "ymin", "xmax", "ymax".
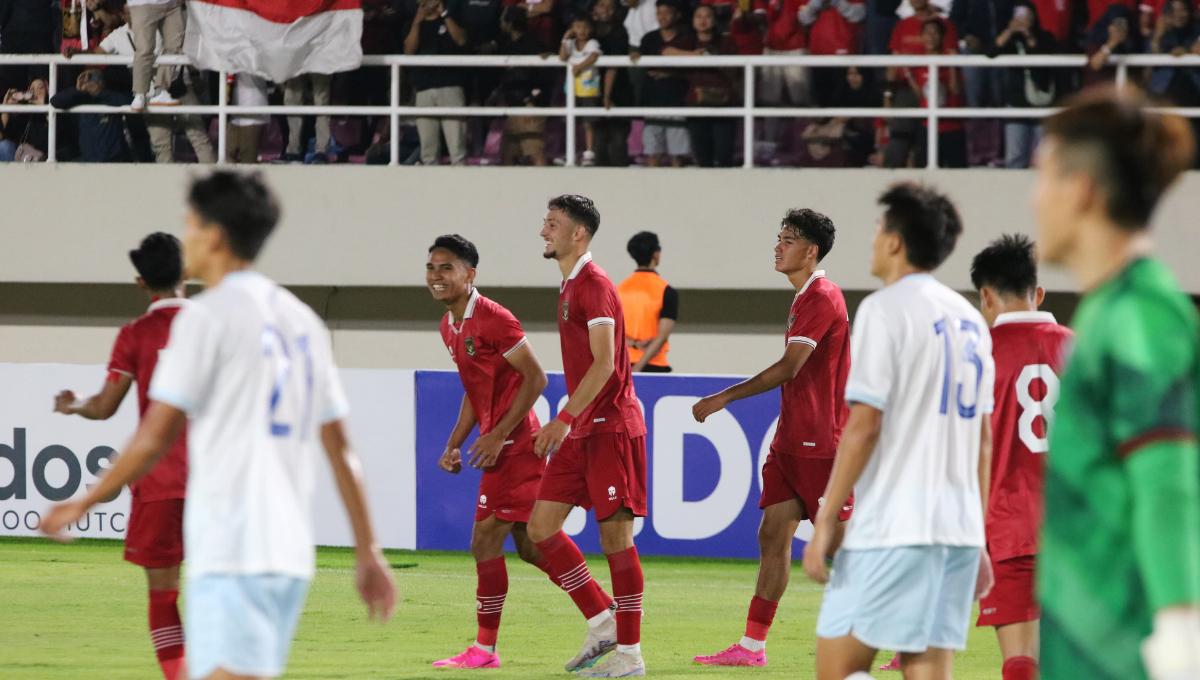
[{"xmin": 617, "ymin": 231, "xmax": 679, "ymax": 373}]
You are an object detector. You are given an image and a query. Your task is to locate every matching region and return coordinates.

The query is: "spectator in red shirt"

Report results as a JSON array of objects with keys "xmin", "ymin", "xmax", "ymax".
[
  {"xmin": 759, "ymin": 0, "xmax": 811, "ymax": 111},
  {"xmin": 1029, "ymin": 0, "xmax": 1075, "ymax": 44},
  {"xmin": 888, "ymin": 0, "xmax": 957, "ymax": 53},
  {"xmin": 884, "ymin": 18, "xmax": 966, "ymax": 167}
]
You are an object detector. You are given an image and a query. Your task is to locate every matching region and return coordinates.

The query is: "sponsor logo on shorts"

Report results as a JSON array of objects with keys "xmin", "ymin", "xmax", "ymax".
[
  {"xmin": 479, "ymin": 494, "xmax": 488, "ymax": 507},
  {"xmin": 982, "ymin": 607, "xmax": 997, "ymax": 615},
  {"xmin": 607, "ymin": 486, "xmax": 617, "ymax": 501}
]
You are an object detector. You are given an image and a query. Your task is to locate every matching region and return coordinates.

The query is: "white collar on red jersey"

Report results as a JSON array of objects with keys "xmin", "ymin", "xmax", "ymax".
[
  {"xmin": 993, "ymin": 310, "xmax": 1057, "ymax": 327},
  {"xmin": 794, "ymin": 270, "xmax": 826, "ymax": 297},
  {"xmin": 566, "ymin": 251, "xmax": 594, "ymax": 281},
  {"xmin": 447, "ymin": 288, "xmax": 481, "ymax": 330},
  {"xmin": 147, "ymin": 297, "xmax": 187, "ymax": 312}
]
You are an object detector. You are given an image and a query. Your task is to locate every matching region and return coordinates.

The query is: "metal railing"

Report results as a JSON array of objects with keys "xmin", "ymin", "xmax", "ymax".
[{"xmin": 2, "ymin": 52, "xmax": 1199, "ymax": 168}]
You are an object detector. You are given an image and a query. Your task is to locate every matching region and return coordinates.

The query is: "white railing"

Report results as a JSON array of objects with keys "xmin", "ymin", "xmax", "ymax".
[{"xmin": 2, "ymin": 53, "xmax": 1198, "ymax": 168}]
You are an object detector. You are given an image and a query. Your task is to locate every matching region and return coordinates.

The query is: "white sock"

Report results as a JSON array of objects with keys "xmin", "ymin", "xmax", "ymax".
[
  {"xmin": 617, "ymin": 643, "xmax": 641, "ymax": 656},
  {"xmin": 473, "ymin": 641, "xmax": 496, "ymax": 653},
  {"xmin": 587, "ymin": 609, "xmax": 614, "ymax": 629},
  {"xmin": 844, "ymin": 673, "xmax": 874, "ymax": 680},
  {"xmin": 739, "ymin": 636, "xmax": 766, "ymax": 652}
]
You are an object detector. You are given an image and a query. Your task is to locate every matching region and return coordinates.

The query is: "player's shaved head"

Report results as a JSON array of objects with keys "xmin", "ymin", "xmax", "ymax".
[
  {"xmin": 1042, "ymin": 86, "xmax": 1194, "ymax": 230},
  {"xmin": 429, "ymin": 234, "xmax": 480, "ymax": 268},
  {"xmin": 547, "ymin": 195, "xmax": 600, "ymax": 236},
  {"xmin": 971, "ymin": 234, "xmax": 1038, "ymax": 298},
  {"xmin": 187, "ymin": 171, "xmax": 280, "ymax": 262},
  {"xmin": 878, "ymin": 182, "xmax": 962, "ymax": 271},
  {"xmin": 129, "ymin": 232, "xmax": 182, "ymax": 291},
  {"xmin": 780, "ymin": 208, "xmax": 836, "ymax": 261}
]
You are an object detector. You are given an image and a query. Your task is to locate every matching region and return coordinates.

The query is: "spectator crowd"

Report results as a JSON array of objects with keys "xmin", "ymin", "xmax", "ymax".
[{"xmin": 1, "ymin": 0, "xmax": 1199, "ymax": 166}]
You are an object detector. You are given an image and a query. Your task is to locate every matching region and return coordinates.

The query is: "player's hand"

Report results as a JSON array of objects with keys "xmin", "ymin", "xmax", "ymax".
[
  {"xmin": 534, "ymin": 419, "xmax": 569, "ymax": 457},
  {"xmin": 468, "ymin": 431, "xmax": 505, "ymax": 469},
  {"xmin": 40, "ymin": 500, "xmax": 87, "ymax": 541},
  {"xmin": 53, "ymin": 390, "xmax": 78, "ymax": 414},
  {"xmin": 802, "ymin": 515, "xmax": 835, "ymax": 584},
  {"xmin": 438, "ymin": 447, "xmax": 462, "ymax": 473},
  {"xmin": 692, "ymin": 394, "xmax": 727, "ymax": 423},
  {"xmin": 355, "ymin": 547, "xmax": 397, "ymax": 622},
  {"xmin": 974, "ymin": 548, "xmax": 994, "ymax": 600}
]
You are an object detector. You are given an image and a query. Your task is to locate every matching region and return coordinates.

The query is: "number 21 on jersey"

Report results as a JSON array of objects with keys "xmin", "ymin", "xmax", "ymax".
[{"xmin": 262, "ymin": 326, "xmax": 314, "ymax": 440}]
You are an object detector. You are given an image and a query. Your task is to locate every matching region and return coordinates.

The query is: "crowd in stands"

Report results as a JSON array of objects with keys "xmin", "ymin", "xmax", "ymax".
[{"xmin": 1, "ymin": 0, "xmax": 1199, "ymax": 166}]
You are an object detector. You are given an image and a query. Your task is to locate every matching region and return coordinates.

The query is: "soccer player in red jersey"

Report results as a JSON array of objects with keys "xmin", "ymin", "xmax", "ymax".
[
  {"xmin": 691, "ymin": 209, "xmax": 852, "ymax": 668},
  {"xmin": 970, "ymin": 234, "xmax": 1073, "ymax": 680},
  {"xmin": 52, "ymin": 232, "xmax": 189, "ymax": 680},
  {"xmin": 528, "ymin": 195, "xmax": 649, "ymax": 678},
  {"xmin": 426, "ymin": 234, "xmax": 556, "ymax": 670}
]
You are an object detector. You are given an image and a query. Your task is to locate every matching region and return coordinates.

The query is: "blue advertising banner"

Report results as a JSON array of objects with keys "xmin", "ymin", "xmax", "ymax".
[{"xmin": 414, "ymin": 370, "xmax": 800, "ymax": 559}]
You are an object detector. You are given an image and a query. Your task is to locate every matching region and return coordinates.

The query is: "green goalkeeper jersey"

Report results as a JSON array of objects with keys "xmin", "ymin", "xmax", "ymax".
[{"xmin": 1041, "ymin": 258, "xmax": 1200, "ymax": 680}]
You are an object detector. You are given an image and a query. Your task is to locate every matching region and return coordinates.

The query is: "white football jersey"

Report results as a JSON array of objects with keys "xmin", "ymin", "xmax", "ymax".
[
  {"xmin": 842, "ymin": 273, "xmax": 994, "ymax": 550},
  {"xmin": 150, "ymin": 271, "xmax": 349, "ymax": 578}
]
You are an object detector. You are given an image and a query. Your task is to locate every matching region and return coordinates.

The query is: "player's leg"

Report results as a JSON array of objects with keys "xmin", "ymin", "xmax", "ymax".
[
  {"xmin": 815, "ymin": 635, "xmax": 879, "ymax": 680},
  {"xmin": 186, "ymin": 574, "xmax": 310, "ymax": 680},
  {"xmin": 127, "ymin": 498, "xmax": 186, "ymax": 680},
  {"xmin": 905, "ymin": 546, "xmax": 981, "ymax": 680},
  {"xmin": 433, "ymin": 515, "xmax": 514, "ymax": 669},
  {"xmin": 146, "ymin": 566, "xmax": 185, "ymax": 680},
  {"xmin": 898, "ymin": 648, "xmax": 954, "ymax": 680},
  {"xmin": 996, "ymin": 621, "xmax": 1039, "ymax": 680}
]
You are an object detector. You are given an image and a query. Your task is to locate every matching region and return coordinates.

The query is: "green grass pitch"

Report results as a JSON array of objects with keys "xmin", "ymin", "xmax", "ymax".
[{"xmin": 0, "ymin": 537, "xmax": 1003, "ymax": 679}]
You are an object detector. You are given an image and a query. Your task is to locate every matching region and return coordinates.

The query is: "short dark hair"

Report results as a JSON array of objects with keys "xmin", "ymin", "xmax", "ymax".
[
  {"xmin": 547, "ymin": 194, "xmax": 600, "ymax": 236},
  {"xmin": 922, "ymin": 17, "xmax": 946, "ymax": 37},
  {"xmin": 187, "ymin": 171, "xmax": 281, "ymax": 262},
  {"xmin": 878, "ymin": 182, "xmax": 962, "ymax": 271},
  {"xmin": 128, "ymin": 232, "xmax": 182, "ymax": 290},
  {"xmin": 571, "ymin": 14, "xmax": 594, "ymax": 26},
  {"xmin": 780, "ymin": 208, "xmax": 836, "ymax": 261},
  {"xmin": 429, "ymin": 234, "xmax": 480, "ymax": 268},
  {"xmin": 970, "ymin": 234, "xmax": 1038, "ymax": 297},
  {"xmin": 1042, "ymin": 86, "xmax": 1195, "ymax": 230},
  {"xmin": 626, "ymin": 231, "xmax": 661, "ymax": 267}
]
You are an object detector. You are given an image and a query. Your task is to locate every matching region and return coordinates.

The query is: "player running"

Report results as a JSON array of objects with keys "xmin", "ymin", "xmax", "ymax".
[
  {"xmin": 1033, "ymin": 87, "xmax": 1200, "ymax": 680},
  {"xmin": 43, "ymin": 171, "xmax": 396, "ymax": 680},
  {"xmin": 527, "ymin": 195, "xmax": 648, "ymax": 678},
  {"xmin": 970, "ymin": 234, "xmax": 1072, "ymax": 680},
  {"xmin": 802, "ymin": 182, "xmax": 995, "ymax": 680},
  {"xmin": 52, "ymin": 232, "xmax": 190, "ymax": 680},
  {"xmin": 426, "ymin": 234, "xmax": 555, "ymax": 670},
  {"xmin": 691, "ymin": 208, "xmax": 851, "ymax": 668}
]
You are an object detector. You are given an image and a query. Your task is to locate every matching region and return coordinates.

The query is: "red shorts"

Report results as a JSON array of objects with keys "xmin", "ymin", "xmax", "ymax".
[
  {"xmin": 759, "ymin": 449, "xmax": 852, "ymax": 521},
  {"xmin": 475, "ymin": 443, "xmax": 546, "ymax": 524},
  {"xmin": 977, "ymin": 554, "xmax": 1039, "ymax": 627},
  {"xmin": 123, "ymin": 498, "xmax": 184, "ymax": 569},
  {"xmin": 537, "ymin": 433, "xmax": 647, "ymax": 520}
]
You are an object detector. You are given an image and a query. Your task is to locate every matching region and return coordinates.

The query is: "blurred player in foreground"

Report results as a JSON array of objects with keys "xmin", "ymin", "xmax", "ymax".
[
  {"xmin": 43, "ymin": 171, "xmax": 396, "ymax": 680},
  {"xmin": 426, "ymin": 234, "xmax": 555, "ymax": 669},
  {"xmin": 1033, "ymin": 86, "xmax": 1200, "ymax": 680},
  {"xmin": 803, "ymin": 183, "xmax": 995, "ymax": 680},
  {"xmin": 691, "ymin": 209, "xmax": 851, "ymax": 668},
  {"xmin": 53, "ymin": 233, "xmax": 190, "ymax": 680},
  {"xmin": 970, "ymin": 235, "xmax": 1072, "ymax": 680},
  {"xmin": 529, "ymin": 195, "xmax": 649, "ymax": 678}
]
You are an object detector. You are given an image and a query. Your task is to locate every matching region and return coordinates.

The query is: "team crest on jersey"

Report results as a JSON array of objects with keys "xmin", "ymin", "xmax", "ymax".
[
  {"xmin": 465, "ymin": 337, "xmax": 476, "ymax": 357},
  {"xmin": 787, "ymin": 314, "xmax": 796, "ymax": 329},
  {"xmin": 561, "ymin": 300, "xmax": 570, "ymax": 321}
]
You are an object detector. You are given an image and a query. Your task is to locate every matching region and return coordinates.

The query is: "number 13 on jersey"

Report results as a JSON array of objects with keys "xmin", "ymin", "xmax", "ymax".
[{"xmin": 935, "ymin": 317, "xmax": 985, "ymax": 418}]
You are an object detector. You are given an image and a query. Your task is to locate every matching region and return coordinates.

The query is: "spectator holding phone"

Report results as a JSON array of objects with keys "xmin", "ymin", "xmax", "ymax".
[
  {"xmin": 993, "ymin": 1, "xmax": 1057, "ymax": 168},
  {"xmin": 1086, "ymin": 4, "xmax": 1142, "ymax": 84},
  {"xmin": 405, "ymin": 0, "xmax": 470, "ymax": 165},
  {"xmin": 560, "ymin": 14, "xmax": 604, "ymax": 165},
  {"xmin": 1, "ymin": 78, "xmax": 50, "ymax": 162},
  {"xmin": 1148, "ymin": 0, "xmax": 1200, "ymax": 104}
]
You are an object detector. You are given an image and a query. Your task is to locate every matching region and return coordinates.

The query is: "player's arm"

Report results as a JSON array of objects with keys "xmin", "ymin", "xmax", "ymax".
[
  {"xmin": 693, "ymin": 342, "xmax": 814, "ymax": 422},
  {"xmin": 439, "ymin": 395, "xmax": 478, "ymax": 473},
  {"xmin": 53, "ymin": 372, "xmax": 133, "ymax": 420},
  {"xmin": 467, "ymin": 342, "xmax": 548, "ymax": 469},
  {"xmin": 975, "ymin": 417, "xmax": 995, "ymax": 599},
  {"xmin": 534, "ymin": 321, "xmax": 616, "ymax": 456},
  {"xmin": 40, "ymin": 401, "xmax": 186, "ymax": 538},
  {"xmin": 320, "ymin": 419, "xmax": 397, "ymax": 622}
]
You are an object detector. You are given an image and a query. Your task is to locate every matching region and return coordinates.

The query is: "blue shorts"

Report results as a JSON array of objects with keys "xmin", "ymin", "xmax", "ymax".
[
  {"xmin": 186, "ymin": 574, "xmax": 311, "ymax": 679},
  {"xmin": 816, "ymin": 545, "xmax": 981, "ymax": 653}
]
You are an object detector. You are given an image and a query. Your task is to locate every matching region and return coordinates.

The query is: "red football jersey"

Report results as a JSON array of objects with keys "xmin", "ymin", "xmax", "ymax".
[
  {"xmin": 107, "ymin": 298, "xmax": 189, "ymax": 501},
  {"xmin": 558, "ymin": 254, "xmax": 647, "ymax": 440},
  {"xmin": 439, "ymin": 290, "xmax": 541, "ymax": 447},
  {"xmin": 772, "ymin": 271, "xmax": 850, "ymax": 458},
  {"xmin": 888, "ymin": 15, "xmax": 958, "ymax": 54},
  {"xmin": 986, "ymin": 311, "xmax": 1073, "ymax": 562}
]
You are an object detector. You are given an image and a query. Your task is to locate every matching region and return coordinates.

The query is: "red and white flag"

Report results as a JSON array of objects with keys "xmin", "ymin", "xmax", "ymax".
[{"xmin": 185, "ymin": 0, "xmax": 363, "ymax": 82}]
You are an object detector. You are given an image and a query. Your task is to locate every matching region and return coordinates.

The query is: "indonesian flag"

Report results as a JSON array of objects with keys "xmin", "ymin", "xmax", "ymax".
[{"xmin": 184, "ymin": 0, "xmax": 363, "ymax": 82}]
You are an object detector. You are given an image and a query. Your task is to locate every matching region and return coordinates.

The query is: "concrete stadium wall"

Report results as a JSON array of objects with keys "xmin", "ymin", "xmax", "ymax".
[{"xmin": 1, "ymin": 164, "xmax": 1197, "ymax": 292}]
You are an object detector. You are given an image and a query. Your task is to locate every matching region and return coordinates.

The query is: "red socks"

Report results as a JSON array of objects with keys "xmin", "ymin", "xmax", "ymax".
[
  {"xmin": 745, "ymin": 596, "xmax": 779, "ymax": 642},
  {"xmin": 535, "ymin": 531, "xmax": 613, "ymax": 619},
  {"xmin": 475, "ymin": 557, "xmax": 508, "ymax": 647},
  {"xmin": 1003, "ymin": 656, "xmax": 1039, "ymax": 680},
  {"xmin": 606, "ymin": 547, "xmax": 644, "ymax": 646},
  {"xmin": 148, "ymin": 589, "xmax": 185, "ymax": 680}
]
